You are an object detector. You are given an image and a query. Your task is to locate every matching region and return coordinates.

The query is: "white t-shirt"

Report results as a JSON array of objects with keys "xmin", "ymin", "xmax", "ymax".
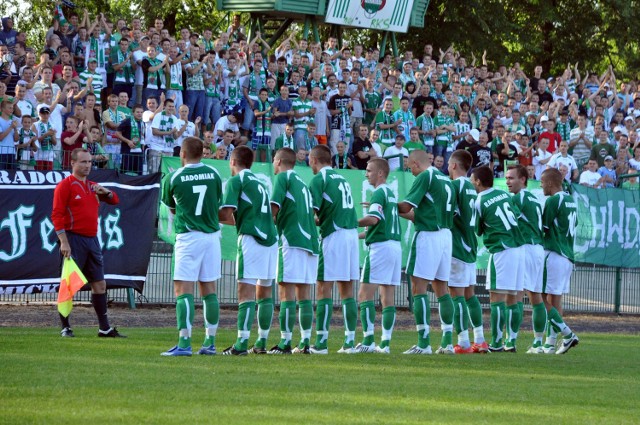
[
  {"xmin": 213, "ymin": 115, "xmax": 239, "ymax": 141},
  {"xmin": 547, "ymin": 153, "xmax": 578, "ymax": 182},
  {"xmin": 383, "ymin": 145, "xmax": 409, "ymax": 171},
  {"xmin": 579, "ymin": 170, "xmax": 602, "ymax": 187},
  {"xmin": 311, "ymin": 99, "xmax": 329, "ymax": 136},
  {"xmin": 629, "ymin": 158, "xmax": 640, "ymax": 171},
  {"xmin": 133, "ymin": 50, "xmax": 148, "ymax": 85},
  {"xmin": 174, "ymin": 119, "xmax": 197, "ymax": 147},
  {"xmin": 532, "ymin": 148, "xmax": 552, "ymax": 180},
  {"xmin": 150, "ymin": 112, "xmax": 178, "ymax": 153}
]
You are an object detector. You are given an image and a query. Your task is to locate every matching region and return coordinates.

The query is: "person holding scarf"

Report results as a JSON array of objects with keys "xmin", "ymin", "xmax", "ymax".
[
  {"xmin": 116, "ymin": 104, "xmax": 145, "ymax": 175},
  {"xmin": 111, "ymin": 37, "xmax": 136, "ymax": 105},
  {"xmin": 141, "ymin": 45, "xmax": 168, "ymax": 107}
]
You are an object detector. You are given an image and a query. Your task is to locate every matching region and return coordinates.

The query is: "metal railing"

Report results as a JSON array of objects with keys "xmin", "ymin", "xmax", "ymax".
[{"xmin": 3, "ymin": 239, "xmax": 639, "ymax": 314}]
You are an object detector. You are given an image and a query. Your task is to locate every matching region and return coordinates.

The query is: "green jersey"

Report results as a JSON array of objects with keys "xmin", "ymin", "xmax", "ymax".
[
  {"xmin": 404, "ymin": 167, "xmax": 455, "ymax": 232},
  {"xmin": 161, "ymin": 163, "xmax": 222, "ymax": 234},
  {"xmin": 292, "ymin": 97, "xmax": 313, "ymax": 130},
  {"xmin": 222, "ymin": 169, "xmax": 278, "ymax": 246},
  {"xmin": 274, "ymin": 134, "xmax": 295, "ymax": 151},
  {"xmin": 404, "ymin": 141, "xmax": 425, "ymax": 154},
  {"xmin": 270, "ymin": 170, "xmax": 320, "ymax": 254},
  {"xmin": 512, "ymin": 189, "xmax": 544, "ymax": 246},
  {"xmin": 374, "ymin": 110, "xmax": 396, "ymax": 144},
  {"xmin": 543, "ymin": 191, "xmax": 577, "ymax": 261},
  {"xmin": 309, "ymin": 166, "xmax": 358, "ymax": 238},
  {"xmin": 451, "ymin": 177, "xmax": 478, "ymax": 263},
  {"xmin": 474, "ymin": 188, "xmax": 522, "ymax": 253},
  {"xmin": 364, "ymin": 91, "xmax": 382, "ymax": 125},
  {"xmin": 364, "ymin": 184, "xmax": 401, "ymax": 245}
]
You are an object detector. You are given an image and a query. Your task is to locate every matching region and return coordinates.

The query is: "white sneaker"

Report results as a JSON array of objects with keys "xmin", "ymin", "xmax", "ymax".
[
  {"xmin": 435, "ymin": 345, "xmax": 455, "ymax": 354},
  {"xmin": 542, "ymin": 344, "xmax": 556, "ymax": 354},
  {"xmin": 403, "ymin": 345, "xmax": 432, "ymax": 355},
  {"xmin": 355, "ymin": 342, "xmax": 376, "ymax": 353},
  {"xmin": 556, "ymin": 334, "xmax": 579, "ymax": 355},
  {"xmin": 375, "ymin": 346, "xmax": 390, "ymax": 354},
  {"xmin": 526, "ymin": 345, "xmax": 544, "ymax": 354},
  {"xmin": 309, "ymin": 346, "xmax": 328, "ymax": 355},
  {"xmin": 337, "ymin": 345, "xmax": 356, "ymax": 354}
]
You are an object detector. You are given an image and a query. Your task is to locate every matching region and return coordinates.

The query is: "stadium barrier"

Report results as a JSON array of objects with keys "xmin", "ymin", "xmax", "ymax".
[{"xmin": 2, "ymin": 237, "xmax": 639, "ymax": 315}]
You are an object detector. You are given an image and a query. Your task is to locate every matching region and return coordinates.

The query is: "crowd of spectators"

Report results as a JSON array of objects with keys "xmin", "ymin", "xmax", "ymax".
[{"xmin": 0, "ymin": 5, "xmax": 638, "ymax": 189}]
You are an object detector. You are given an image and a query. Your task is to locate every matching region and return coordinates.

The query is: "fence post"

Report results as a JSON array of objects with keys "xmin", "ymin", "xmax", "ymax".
[
  {"xmin": 614, "ymin": 267, "xmax": 622, "ymax": 314},
  {"xmin": 127, "ymin": 288, "xmax": 136, "ymax": 309}
]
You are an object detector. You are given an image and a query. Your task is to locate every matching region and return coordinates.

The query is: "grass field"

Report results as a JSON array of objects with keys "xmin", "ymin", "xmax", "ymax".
[{"xmin": 1, "ymin": 328, "xmax": 639, "ymax": 424}]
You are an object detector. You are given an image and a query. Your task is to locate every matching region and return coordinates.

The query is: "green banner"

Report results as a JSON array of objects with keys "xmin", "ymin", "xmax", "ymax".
[
  {"xmin": 159, "ymin": 158, "xmax": 639, "ymax": 270},
  {"xmin": 572, "ymin": 184, "xmax": 640, "ymax": 267}
]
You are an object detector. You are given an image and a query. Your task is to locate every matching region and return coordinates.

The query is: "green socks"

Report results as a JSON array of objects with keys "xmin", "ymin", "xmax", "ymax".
[
  {"xmin": 359, "ymin": 300, "xmax": 376, "ymax": 345},
  {"xmin": 547, "ymin": 307, "xmax": 573, "ymax": 338},
  {"xmin": 380, "ymin": 306, "xmax": 396, "ymax": 348},
  {"xmin": 490, "ymin": 301, "xmax": 506, "ymax": 347},
  {"xmin": 297, "ymin": 299, "xmax": 313, "ymax": 348},
  {"xmin": 531, "ymin": 302, "xmax": 547, "ymax": 345},
  {"xmin": 202, "ymin": 293, "xmax": 219, "ymax": 347},
  {"xmin": 412, "ymin": 294, "xmax": 430, "ymax": 348},
  {"xmin": 278, "ymin": 301, "xmax": 296, "ymax": 349},
  {"xmin": 176, "ymin": 294, "xmax": 195, "ymax": 349},
  {"xmin": 466, "ymin": 295, "xmax": 485, "ymax": 344},
  {"xmin": 453, "ymin": 296, "xmax": 470, "ymax": 348},
  {"xmin": 342, "ymin": 298, "xmax": 357, "ymax": 347},
  {"xmin": 234, "ymin": 301, "xmax": 256, "ymax": 351},
  {"xmin": 437, "ymin": 294, "xmax": 454, "ymax": 348},
  {"xmin": 314, "ymin": 298, "xmax": 333, "ymax": 348},
  {"xmin": 506, "ymin": 303, "xmax": 521, "ymax": 343},
  {"xmin": 254, "ymin": 297, "xmax": 273, "ymax": 349}
]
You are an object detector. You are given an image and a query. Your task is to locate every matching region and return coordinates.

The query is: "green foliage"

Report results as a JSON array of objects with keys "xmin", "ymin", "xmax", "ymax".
[{"xmin": 1, "ymin": 328, "xmax": 639, "ymax": 424}]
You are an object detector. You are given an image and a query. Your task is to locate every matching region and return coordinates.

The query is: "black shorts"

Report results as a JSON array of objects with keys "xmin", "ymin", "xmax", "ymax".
[{"xmin": 65, "ymin": 232, "xmax": 105, "ymax": 283}]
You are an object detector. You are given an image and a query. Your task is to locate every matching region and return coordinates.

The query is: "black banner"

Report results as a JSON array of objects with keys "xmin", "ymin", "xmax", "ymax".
[{"xmin": 0, "ymin": 169, "xmax": 160, "ymax": 294}]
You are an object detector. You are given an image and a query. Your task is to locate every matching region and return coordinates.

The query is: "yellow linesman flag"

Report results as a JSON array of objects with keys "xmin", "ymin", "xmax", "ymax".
[{"xmin": 57, "ymin": 258, "xmax": 88, "ymax": 317}]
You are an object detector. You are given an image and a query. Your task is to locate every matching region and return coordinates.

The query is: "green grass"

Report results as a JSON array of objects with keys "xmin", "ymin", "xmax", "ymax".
[{"xmin": 1, "ymin": 328, "xmax": 639, "ymax": 424}]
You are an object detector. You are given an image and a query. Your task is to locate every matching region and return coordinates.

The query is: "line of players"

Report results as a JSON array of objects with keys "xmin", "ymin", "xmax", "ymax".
[{"xmin": 159, "ymin": 136, "xmax": 579, "ymax": 356}]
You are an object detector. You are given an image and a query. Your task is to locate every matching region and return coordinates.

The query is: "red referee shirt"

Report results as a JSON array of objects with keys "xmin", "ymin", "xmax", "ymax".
[{"xmin": 52, "ymin": 175, "xmax": 119, "ymax": 237}]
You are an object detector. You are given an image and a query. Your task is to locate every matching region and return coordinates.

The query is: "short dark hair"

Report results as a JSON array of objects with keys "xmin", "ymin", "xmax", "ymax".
[
  {"xmin": 471, "ymin": 166, "xmax": 494, "ymax": 188},
  {"xmin": 182, "ymin": 137, "xmax": 204, "ymax": 160},
  {"xmin": 450, "ymin": 150, "xmax": 473, "ymax": 172},
  {"xmin": 507, "ymin": 164, "xmax": 528, "ymax": 185},
  {"xmin": 310, "ymin": 145, "xmax": 332, "ymax": 165},
  {"xmin": 231, "ymin": 145, "xmax": 254, "ymax": 169},
  {"xmin": 276, "ymin": 147, "xmax": 296, "ymax": 167}
]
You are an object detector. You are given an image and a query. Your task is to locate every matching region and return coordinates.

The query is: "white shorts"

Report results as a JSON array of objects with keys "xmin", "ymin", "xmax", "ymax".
[
  {"xmin": 277, "ymin": 244, "xmax": 318, "ymax": 285},
  {"xmin": 523, "ymin": 244, "xmax": 545, "ymax": 293},
  {"xmin": 486, "ymin": 246, "xmax": 524, "ymax": 293},
  {"xmin": 237, "ymin": 234, "xmax": 277, "ymax": 286},
  {"xmin": 173, "ymin": 231, "xmax": 221, "ymax": 282},
  {"xmin": 318, "ymin": 228, "xmax": 360, "ymax": 282},
  {"xmin": 406, "ymin": 229, "xmax": 452, "ymax": 282},
  {"xmin": 448, "ymin": 257, "xmax": 476, "ymax": 288},
  {"xmin": 543, "ymin": 251, "xmax": 573, "ymax": 295},
  {"xmin": 361, "ymin": 240, "xmax": 402, "ymax": 286}
]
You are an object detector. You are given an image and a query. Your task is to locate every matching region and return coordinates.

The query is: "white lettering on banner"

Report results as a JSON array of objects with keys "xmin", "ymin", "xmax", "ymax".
[
  {"xmin": 0, "ymin": 170, "xmax": 71, "ymax": 185},
  {"xmin": 325, "ymin": 0, "xmax": 415, "ymax": 33},
  {"xmin": 0, "ymin": 206, "xmax": 124, "ymax": 262},
  {"xmin": 0, "ymin": 205, "xmax": 34, "ymax": 261},
  {"xmin": 608, "ymin": 200, "xmax": 625, "ymax": 245},
  {"xmin": 624, "ymin": 208, "xmax": 640, "ymax": 250}
]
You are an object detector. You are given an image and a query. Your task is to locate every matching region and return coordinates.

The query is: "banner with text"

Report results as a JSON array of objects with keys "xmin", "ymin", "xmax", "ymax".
[
  {"xmin": 159, "ymin": 158, "xmax": 639, "ymax": 270},
  {"xmin": 0, "ymin": 170, "xmax": 161, "ymax": 294},
  {"xmin": 325, "ymin": 0, "xmax": 415, "ymax": 33}
]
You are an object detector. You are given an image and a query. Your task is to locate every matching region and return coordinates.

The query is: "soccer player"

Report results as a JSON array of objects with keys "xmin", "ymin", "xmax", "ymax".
[
  {"xmin": 398, "ymin": 150, "xmax": 456, "ymax": 355},
  {"xmin": 540, "ymin": 168, "xmax": 580, "ymax": 354},
  {"xmin": 470, "ymin": 166, "xmax": 524, "ymax": 352},
  {"xmin": 447, "ymin": 150, "xmax": 488, "ymax": 354},
  {"xmin": 160, "ymin": 137, "xmax": 223, "ymax": 356},
  {"xmin": 220, "ymin": 146, "xmax": 279, "ymax": 355},
  {"xmin": 269, "ymin": 148, "xmax": 320, "ymax": 354},
  {"xmin": 308, "ymin": 145, "xmax": 359, "ymax": 354},
  {"xmin": 355, "ymin": 158, "xmax": 401, "ymax": 354},
  {"xmin": 505, "ymin": 165, "xmax": 546, "ymax": 353}
]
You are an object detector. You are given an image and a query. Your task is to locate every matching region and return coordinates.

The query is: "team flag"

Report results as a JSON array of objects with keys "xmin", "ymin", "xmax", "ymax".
[{"xmin": 57, "ymin": 258, "xmax": 88, "ymax": 317}]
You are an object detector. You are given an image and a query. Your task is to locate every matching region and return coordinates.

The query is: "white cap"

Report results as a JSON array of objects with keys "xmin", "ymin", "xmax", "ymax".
[{"xmin": 469, "ymin": 128, "xmax": 480, "ymax": 142}]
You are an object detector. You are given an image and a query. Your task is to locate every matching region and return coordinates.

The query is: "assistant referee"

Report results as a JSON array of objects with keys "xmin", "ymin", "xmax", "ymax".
[{"xmin": 52, "ymin": 148, "xmax": 125, "ymax": 338}]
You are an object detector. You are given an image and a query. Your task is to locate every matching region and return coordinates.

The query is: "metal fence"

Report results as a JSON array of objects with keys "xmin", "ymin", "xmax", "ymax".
[{"xmin": 3, "ymin": 238, "xmax": 639, "ymax": 314}]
